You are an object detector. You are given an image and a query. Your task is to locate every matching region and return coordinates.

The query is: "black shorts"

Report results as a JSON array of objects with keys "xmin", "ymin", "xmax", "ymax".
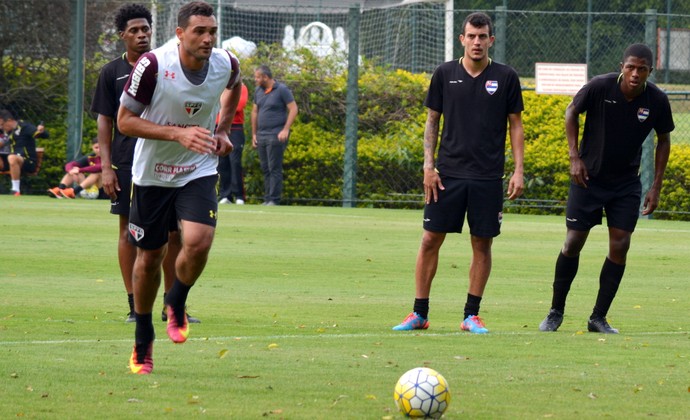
[
  {"xmin": 423, "ymin": 177, "xmax": 503, "ymax": 237},
  {"xmin": 128, "ymin": 175, "xmax": 218, "ymax": 250},
  {"xmin": 2, "ymin": 153, "xmax": 35, "ymax": 173},
  {"xmin": 110, "ymin": 168, "xmax": 133, "ymax": 216},
  {"xmin": 21, "ymin": 158, "xmax": 36, "ymax": 174},
  {"xmin": 565, "ymin": 177, "xmax": 641, "ymax": 232}
]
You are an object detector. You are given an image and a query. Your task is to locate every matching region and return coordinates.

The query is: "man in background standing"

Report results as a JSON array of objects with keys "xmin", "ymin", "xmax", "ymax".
[
  {"xmin": 251, "ymin": 65, "xmax": 298, "ymax": 206},
  {"xmin": 218, "ymin": 82, "xmax": 248, "ymax": 205},
  {"xmin": 392, "ymin": 12, "xmax": 524, "ymax": 334}
]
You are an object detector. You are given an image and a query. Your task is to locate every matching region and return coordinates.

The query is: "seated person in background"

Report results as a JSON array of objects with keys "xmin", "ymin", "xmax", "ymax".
[
  {"xmin": 0, "ymin": 112, "xmax": 11, "ymax": 166},
  {"xmin": 48, "ymin": 137, "xmax": 102, "ymax": 199},
  {"xmin": 0, "ymin": 109, "xmax": 49, "ymax": 195}
]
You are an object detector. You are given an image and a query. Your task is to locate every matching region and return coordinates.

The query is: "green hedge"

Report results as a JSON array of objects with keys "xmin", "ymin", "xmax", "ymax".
[{"xmin": 17, "ymin": 47, "xmax": 689, "ymax": 220}]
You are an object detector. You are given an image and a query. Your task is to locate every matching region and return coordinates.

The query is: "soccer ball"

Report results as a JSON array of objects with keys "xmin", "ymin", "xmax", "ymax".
[
  {"xmin": 394, "ymin": 367, "xmax": 450, "ymax": 418},
  {"xmin": 80, "ymin": 185, "xmax": 100, "ymax": 199}
]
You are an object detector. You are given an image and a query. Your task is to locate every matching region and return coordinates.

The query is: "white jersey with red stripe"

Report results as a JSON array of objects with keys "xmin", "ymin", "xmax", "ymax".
[{"xmin": 128, "ymin": 42, "xmax": 238, "ymax": 187}]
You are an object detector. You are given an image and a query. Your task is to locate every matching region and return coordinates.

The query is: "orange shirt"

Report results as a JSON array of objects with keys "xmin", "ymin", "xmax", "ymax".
[{"xmin": 216, "ymin": 83, "xmax": 249, "ymax": 128}]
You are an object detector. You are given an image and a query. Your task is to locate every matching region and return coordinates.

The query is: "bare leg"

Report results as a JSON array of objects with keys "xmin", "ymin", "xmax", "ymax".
[
  {"xmin": 163, "ymin": 229, "xmax": 182, "ymax": 292},
  {"xmin": 468, "ymin": 235, "xmax": 492, "ymax": 297},
  {"xmin": 175, "ymin": 221, "xmax": 215, "ymax": 286},
  {"xmin": 118, "ymin": 216, "xmax": 136, "ymax": 295},
  {"xmin": 414, "ymin": 230, "xmax": 446, "ymax": 298},
  {"xmin": 607, "ymin": 227, "xmax": 631, "ymax": 265},
  {"xmin": 133, "ymin": 246, "xmax": 166, "ymax": 314}
]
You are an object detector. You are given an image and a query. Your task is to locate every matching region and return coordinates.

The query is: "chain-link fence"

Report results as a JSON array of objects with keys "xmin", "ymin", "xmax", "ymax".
[{"xmin": 1, "ymin": 0, "xmax": 689, "ymax": 216}]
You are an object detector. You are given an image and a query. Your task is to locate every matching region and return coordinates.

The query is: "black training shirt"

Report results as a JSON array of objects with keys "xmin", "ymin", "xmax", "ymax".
[
  {"xmin": 425, "ymin": 59, "xmax": 523, "ymax": 180},
  {"xmin": 572, "ymin": 72, "xmax": 674, "ymax": 182},
  {"xmin": 90, "ymin": 53, "xmax": 137, "ymax": 171}
]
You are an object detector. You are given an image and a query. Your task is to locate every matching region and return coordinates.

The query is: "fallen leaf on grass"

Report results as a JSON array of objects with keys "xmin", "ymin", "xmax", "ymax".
[
  {"xmin": 332, "ymin": 395, "xmax": 348, "ymax": 406},
  {"xmin": 267, "ymin": 343, "xmax": 279, "ymax": 350},
  {"xmin": 218, "ymin": 349, "xmax": 229, "ymax": 359},
  {"xmin": 587, "ymin": 393, "xmax": 597, "ymax": 399},
  {"xmin": 237, "ymin": 375, "xmax": 260, "ymax": 379},
  {"xmin": 365, "ymin": 394, "xmax": 377, "ymax": 400}
]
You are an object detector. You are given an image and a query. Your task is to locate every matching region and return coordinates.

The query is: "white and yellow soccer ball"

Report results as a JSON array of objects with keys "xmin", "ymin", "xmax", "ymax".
[
  {"xmin": 394, "ymin": 367, "xmax": 450, "ymax": 418},
  {"xmin": 79, "ymin": 185, "xmax": 100, "ymax": 199}
]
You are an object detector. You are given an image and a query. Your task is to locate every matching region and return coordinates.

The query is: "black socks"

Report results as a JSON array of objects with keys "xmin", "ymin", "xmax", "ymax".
[
  {"xmin": 464, "ymin": 294, "xmax": 482, "ymax": 319},
  {"xmin": 165, "ymin": 278, "xmax": 192, "ymax": 324},
  {"xmin": 591, "ymin": 258, "xmax": 625, "ymax": 319},
  {"xmin": 551, "ymin": 251, "xmax": 579, "ymax": 311},
  {"xmin": 413, "ymin": 298, "xmax": 429, "ymax": 319}
]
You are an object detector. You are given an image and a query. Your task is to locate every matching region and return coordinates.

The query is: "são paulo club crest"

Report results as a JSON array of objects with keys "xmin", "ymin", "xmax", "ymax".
[
  {"xmin": 185, "ymin": 101, "xmax": 203, "ymax": 117},
  {"xmin": 637, "ymin": 108, "xmax": 650, "ymax": 122},
  {"xmin": 485, "ymin": 80, "xmax": 498, "ymax": 95}
]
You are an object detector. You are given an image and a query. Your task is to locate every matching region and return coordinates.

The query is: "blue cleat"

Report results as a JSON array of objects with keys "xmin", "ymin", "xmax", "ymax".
[
  {"xmin": 461, "ymin": 315, "xmax": 489, "ymax": 334},
  {"xmin": 392, "ymin": 312, "xmax": 429, "ymax": 331}
]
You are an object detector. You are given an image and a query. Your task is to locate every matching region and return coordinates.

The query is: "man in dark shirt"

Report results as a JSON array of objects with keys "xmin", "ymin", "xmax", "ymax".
[
  {"xmin": 251, "ymin": 65, "xmax": 298, "ymax": 205},
  {"xmin": 539, "ymin": 43, "xmax": 674, "ymax": 334},
  {"xmin": 392, "ymin": 12, "xmax": 524, "ymax": 334},
  {"xmin": 0, "ymin": 109, "xmax": 48, "ymax": 196}
]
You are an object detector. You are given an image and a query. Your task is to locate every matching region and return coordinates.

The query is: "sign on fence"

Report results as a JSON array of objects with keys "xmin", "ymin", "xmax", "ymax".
[{"xmin": 535, "ymin": 63, "xmax": 588, "ymax": 95}]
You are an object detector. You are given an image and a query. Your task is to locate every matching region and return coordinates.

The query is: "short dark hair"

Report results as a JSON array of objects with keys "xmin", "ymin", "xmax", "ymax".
[
  {"xmin": 0, "ymin": 109, "xmax": 15, "ymax": 121},
  {"xmin": 256, "ymin": 65, "xmax": 273, "ymax": 79},
  {"xmin": 623, "ymin": 43, "xmax": 654, "ymax": 68},
  {"xmin": 115, "ymin": 3, "xmax": 152, "ymax": 32},
  {"xmin": 462, "ymin": 12, "xmax": 493, "ymax": 37},
  {"xmin": 178, "ymin": 1, "xmax": 214, "ymax": 28}
]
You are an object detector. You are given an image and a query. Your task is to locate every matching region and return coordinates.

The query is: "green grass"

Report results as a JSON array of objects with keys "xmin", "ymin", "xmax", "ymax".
[{"xmin": 1, "ymin": 197, "xmax": 688, "ymax": 419}]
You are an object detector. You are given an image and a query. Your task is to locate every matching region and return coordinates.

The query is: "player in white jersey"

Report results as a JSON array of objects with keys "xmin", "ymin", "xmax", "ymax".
[{"xmin": 117, "ymin": 1, "xmax": 242, "ymax": 375}]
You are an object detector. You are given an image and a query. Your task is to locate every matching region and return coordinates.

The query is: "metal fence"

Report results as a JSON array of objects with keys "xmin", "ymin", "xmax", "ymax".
[{"xmin": 1, "ymin": 0, "xmax": 689, "ymax": 216}]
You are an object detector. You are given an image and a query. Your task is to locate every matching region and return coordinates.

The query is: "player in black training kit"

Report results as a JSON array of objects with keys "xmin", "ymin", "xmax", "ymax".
[
  {"xmin": 393, "ymin": 12, "xmax": 524, "ymax": 334},
  {"xmin": 539, "ymin": 43, "xmax": 674, "ymax": 334}
]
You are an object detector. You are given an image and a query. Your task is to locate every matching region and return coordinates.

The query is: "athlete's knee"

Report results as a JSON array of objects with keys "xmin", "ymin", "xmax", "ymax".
[
  {"xmin": 562, "ymin": 229, "xmax": 588, "ymax": 257},
  {"xmin": 419, "ymin": 231, "xmax": 445, "ymax": 253},
  {"xmin": 608, "ymin": 230, "xmax": 631, "ymax": 261}
]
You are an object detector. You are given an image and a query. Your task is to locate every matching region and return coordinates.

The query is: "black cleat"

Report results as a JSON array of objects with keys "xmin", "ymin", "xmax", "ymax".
[
  {"xmin": 587, "ymin": 317, "xmax": 619, "ymax": 334},
  {"xmin": 125, "ymin": 312, "xmax": 136, "ymax": 323},
  {"xmin": 539, "ymin": 309, "xmax": 564, "ymax": 332},
  {"xmin": 162, "ymin": 307, "xmax": 201, "ymax": 323}
]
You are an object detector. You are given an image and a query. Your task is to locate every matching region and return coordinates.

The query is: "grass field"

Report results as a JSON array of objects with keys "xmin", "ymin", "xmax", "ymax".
[{"xmin": 1, "ymin": 197, "xmax": 688, "ymax": 419}]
